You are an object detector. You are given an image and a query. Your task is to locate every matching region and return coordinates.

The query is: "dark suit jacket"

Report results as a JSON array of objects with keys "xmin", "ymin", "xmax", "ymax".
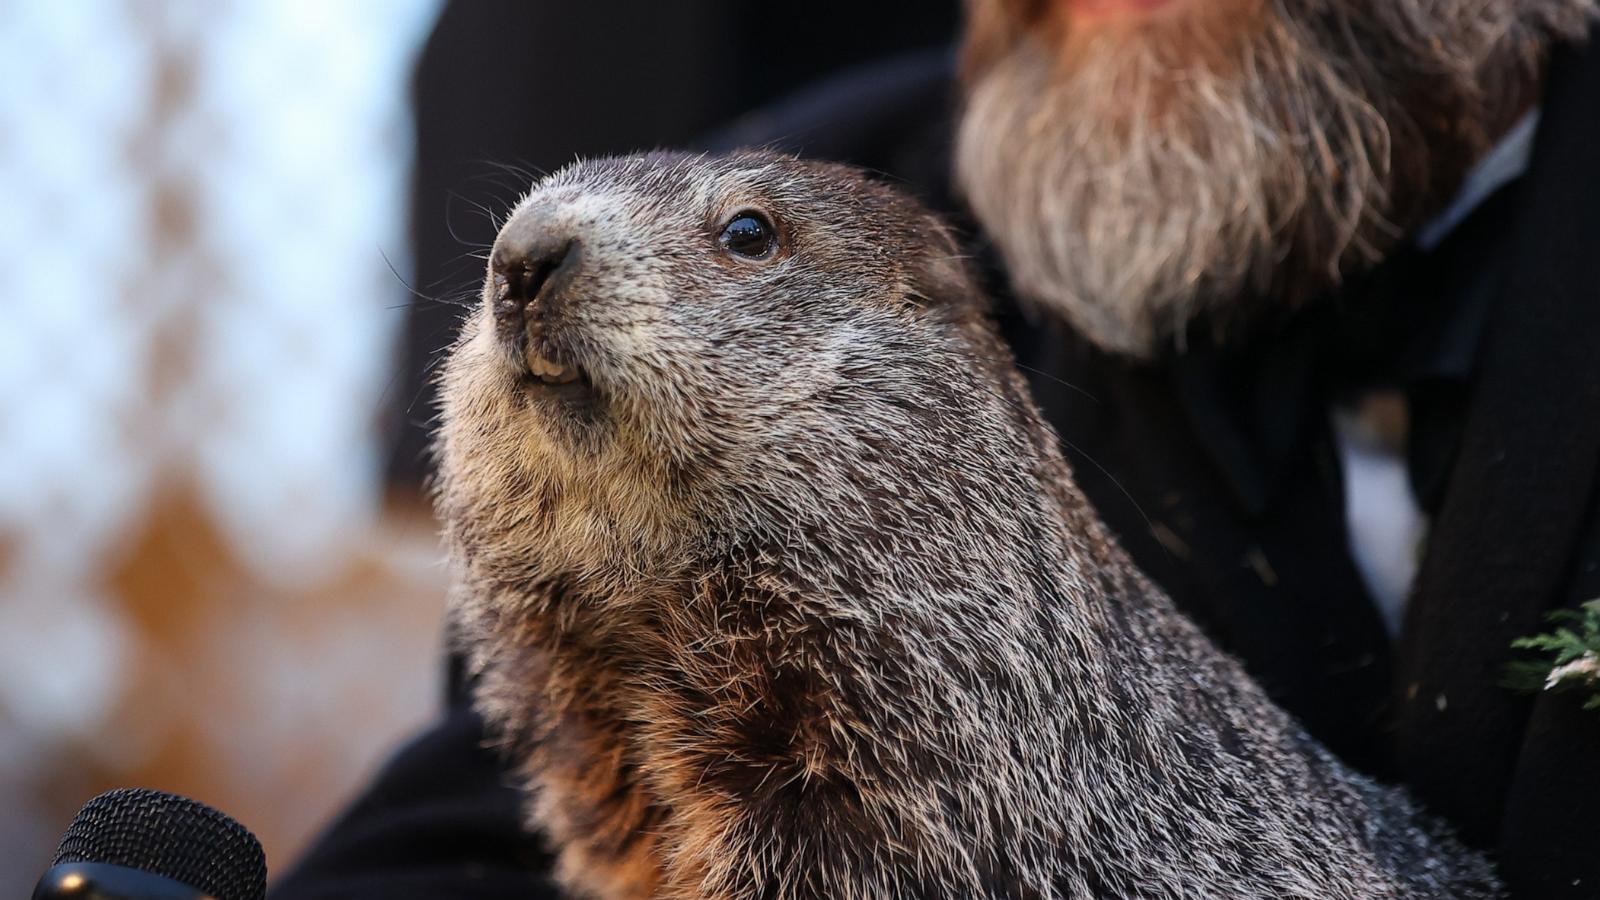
[{"xmin": 273, "ymin": 31, "xmax": 1600, "ymax": 900}]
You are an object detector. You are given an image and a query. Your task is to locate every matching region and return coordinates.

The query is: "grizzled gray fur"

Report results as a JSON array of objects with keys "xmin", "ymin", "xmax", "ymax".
[{"xmin": 435, "ymin": 151, "xmax": 1501, "ymax": 899}]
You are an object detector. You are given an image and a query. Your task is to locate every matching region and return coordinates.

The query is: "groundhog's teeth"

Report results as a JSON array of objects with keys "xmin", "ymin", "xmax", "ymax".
[{"xmin": 525, "ymin": 347, "xmax": 578, "ymax": 384}]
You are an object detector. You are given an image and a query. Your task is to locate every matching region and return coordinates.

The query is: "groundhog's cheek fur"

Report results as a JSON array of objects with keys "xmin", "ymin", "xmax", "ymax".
[{"xmin": 438, "ymin": 317, "xmax": 700, "ymax": 593}]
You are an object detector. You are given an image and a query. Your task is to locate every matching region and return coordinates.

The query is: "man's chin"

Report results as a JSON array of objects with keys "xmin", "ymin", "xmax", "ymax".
[
  {"xmin": 954, "ymin": 26, "xmax": 1317, "ymax": 359},
  {"xmin": 956, "ymin": 0, "xmax": 1574, "ymax": 357},
  {"xmin": 967, "ymin": 0, "xmax": 1584, "ymax": 354}
]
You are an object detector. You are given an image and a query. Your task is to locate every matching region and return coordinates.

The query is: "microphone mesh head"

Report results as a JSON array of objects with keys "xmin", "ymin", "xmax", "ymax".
[{"xmin": 52, "ymin": 788, "xmax": 267, "ymax": 900}]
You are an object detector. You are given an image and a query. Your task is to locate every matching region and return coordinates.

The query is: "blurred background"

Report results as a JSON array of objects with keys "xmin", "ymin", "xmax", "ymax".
[{"xmin": 0, "ymin": 0, "xmax": 957, "ymax": 891}]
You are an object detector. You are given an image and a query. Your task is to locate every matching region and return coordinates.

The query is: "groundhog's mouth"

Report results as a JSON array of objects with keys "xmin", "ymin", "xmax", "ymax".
[
  {"xmin": 525, "ymin": 345, "xmax": 580, "ymax": 385},
  {"xmin": 520, "ymin": 344, "xmax": 597, "ymax": 410}
]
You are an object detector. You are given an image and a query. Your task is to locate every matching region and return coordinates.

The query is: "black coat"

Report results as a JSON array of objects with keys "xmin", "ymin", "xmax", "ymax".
[{"xmin": 274, "ymin": 32, "xmax": 1600, "ymax": 900}]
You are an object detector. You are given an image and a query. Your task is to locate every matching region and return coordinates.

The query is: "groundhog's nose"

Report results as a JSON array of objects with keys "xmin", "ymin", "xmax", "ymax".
[{"xmin": 489, "ymin": 212, "xmax": 581, "ymax": 340}]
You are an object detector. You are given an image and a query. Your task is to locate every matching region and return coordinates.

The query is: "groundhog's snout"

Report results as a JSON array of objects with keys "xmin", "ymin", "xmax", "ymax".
[{"xmin": 488, "ymin": 205, "xmax": 588, "ymax": 387}]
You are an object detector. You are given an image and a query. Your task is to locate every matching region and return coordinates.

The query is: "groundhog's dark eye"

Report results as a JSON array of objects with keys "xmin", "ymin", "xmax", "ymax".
[{"xmin": 718, "ymin": 212, "xmax": 777, "ymax": 260}]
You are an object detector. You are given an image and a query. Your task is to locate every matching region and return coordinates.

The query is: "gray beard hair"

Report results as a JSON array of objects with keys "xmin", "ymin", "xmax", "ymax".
[{"xmin": 955, "ymin": 0, "xmax": 1596, "ymax": 357}]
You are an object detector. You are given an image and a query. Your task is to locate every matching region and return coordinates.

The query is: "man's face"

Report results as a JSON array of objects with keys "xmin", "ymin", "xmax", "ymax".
[{"xmin": 955, "ymin": 0, "xmax": 1587, "ymax": 356}]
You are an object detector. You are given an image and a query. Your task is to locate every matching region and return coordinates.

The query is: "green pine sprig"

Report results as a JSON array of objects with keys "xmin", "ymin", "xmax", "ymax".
[{"xmin": 1503, "ymin": 599, "xmax": 1600, "ymax": 711}]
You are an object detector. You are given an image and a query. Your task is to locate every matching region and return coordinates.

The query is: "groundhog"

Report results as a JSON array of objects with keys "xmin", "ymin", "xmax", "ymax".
[{"xmin": 435, "ymin": 151, "xmax": 1501, "ymax": 900}]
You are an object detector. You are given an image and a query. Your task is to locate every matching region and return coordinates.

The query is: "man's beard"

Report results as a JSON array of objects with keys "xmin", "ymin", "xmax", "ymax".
[{"xmin": 955, "ymin": 0, "xmax": 1595, "ymax": 357}]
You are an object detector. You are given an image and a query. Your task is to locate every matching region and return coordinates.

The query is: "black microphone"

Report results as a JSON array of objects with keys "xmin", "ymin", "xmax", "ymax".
[{"xmin": 33, "ymin": 788, "xmax": 266, "ymax": 900}]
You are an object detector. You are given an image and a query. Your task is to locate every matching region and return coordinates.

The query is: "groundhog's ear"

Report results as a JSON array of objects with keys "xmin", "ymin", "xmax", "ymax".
[{"xmin": 904, "ymin": 223, "xmax": 985, "ymax": 321}]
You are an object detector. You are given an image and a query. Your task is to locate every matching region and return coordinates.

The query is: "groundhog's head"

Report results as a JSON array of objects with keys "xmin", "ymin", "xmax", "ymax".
[{"xmin": 436, "ymin": 152, "xmax": 1052, "ymax": 596}]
